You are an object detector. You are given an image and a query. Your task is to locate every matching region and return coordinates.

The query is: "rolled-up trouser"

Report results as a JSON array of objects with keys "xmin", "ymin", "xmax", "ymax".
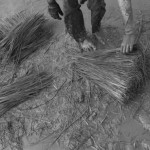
[{"xmin": 63, "ymin": 0, "xmax": 106, "ymax": 42}]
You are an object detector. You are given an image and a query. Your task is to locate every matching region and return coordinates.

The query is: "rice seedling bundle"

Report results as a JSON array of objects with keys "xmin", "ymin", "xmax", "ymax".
[
  {"xmin": 72, "ymin": 47, "xmax": 145, "ymax": 103},
  {"xmin": 0, "ymin": 12, "xmax": 53, "ymax": 66},
  {"xmin": 0, "ymin": 71, "xmax": 55, "ymax": 117}
]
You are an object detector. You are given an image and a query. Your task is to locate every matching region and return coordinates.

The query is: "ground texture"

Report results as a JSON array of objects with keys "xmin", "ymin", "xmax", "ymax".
[{"xmin": 0, "ymin": 1, "xmax": 150, "ymax": 150}]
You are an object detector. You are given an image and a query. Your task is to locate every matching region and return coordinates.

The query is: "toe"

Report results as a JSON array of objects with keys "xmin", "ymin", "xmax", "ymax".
[
  {"xmin": 130, "ymin": 45, "xmax": 133, "ymax": 52},
  {"xmin": 122, "ymin": 45, "xmax": 126, "ymax": 54},
  {"xmin": 125, "ymin": 45, "xmax": 130, "ymax": 53}
]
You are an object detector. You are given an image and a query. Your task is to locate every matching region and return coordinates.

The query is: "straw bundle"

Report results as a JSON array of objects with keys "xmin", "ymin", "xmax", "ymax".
[
  {"xmin": 0, "ymin": 11, "xmax": 27, "ymax": 37},
  {"xmin": 72, "ymin": 47, "xmax": 145, "ymax": 104},
  {"xmin": 0, "ymin": 12, "xmax": 53, "ymax": 66},
  {"xmin": 0, "ymin": 71, "xmax": 55, "ymax": 117}
]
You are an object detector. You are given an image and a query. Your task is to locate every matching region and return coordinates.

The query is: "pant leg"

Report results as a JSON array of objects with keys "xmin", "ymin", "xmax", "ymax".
[
  {"xmin": 63, "ymin": 0, "xmax": 87, "ymax": 43},
  {"xmin": 87, "ymin": 0, "xmax": 106, "ymax": 33}
]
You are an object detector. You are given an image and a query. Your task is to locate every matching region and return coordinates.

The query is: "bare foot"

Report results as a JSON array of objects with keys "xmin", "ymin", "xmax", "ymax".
[
  {"xmin": 79, "ymin": 39, "xmax": 96, "ymax": 52},
  {"xmin": 121, "ymin": 34, "xmax": 136, "ymax": 54}
]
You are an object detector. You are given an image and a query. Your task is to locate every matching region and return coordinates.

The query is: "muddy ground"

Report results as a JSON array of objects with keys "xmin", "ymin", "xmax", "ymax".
[{"xmin": 0, "ymin": 0, "xmax": 150, "ymax": 150}]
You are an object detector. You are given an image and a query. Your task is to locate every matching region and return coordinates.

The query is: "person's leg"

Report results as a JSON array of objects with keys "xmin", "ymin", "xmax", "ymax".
[
  {"xmin": 87, "ymin": 0, "xmax": 106, "ymax": 33},
  {"xmin": 63, "ymin": 0, "xmax": 86, "ymax": 43},
  {"xmin": 63, "ymin": 0, "xmax": 80, "ymax": 17},
  {"xmin": 63, "ymin": 0, "xmax": 96, "ymax": 51},
  {"xmin": 117, "ymin": 0, "xmax": 136, "ymax": 53}
]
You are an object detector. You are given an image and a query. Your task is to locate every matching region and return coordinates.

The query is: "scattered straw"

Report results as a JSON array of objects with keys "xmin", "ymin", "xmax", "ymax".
[
  {"xmin": 0, "ymin": 71, "xmax": 55, "ymax": 117},
  {"xmin": 0, "ymin": 12, "xmax": 53, "ymax": 66}
]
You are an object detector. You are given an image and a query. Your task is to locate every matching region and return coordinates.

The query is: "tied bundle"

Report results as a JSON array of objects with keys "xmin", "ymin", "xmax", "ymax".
[
  {"xmin": 0, "ymin": 12, "xmax": 53, "ymax": 66},
  {"xmin": 72, "ymin": 48, "xmax": 145, "ymax": 103},
  {"xmin": 0, "ymin": 71, "xmax": 55, "ymax": 117}
]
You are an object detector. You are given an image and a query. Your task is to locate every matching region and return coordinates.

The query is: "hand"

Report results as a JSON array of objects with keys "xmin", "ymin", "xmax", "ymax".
[
  {"xmin": 48, "ymin": 2, "xmax": 63, "ymax": 20},
  {"xmin": 79, "ymin": 0, "xmax": 87, "ymax": 4},
  {"xmin": 121, "ymin": 33, "xmax": 136, "ymax": 54}
]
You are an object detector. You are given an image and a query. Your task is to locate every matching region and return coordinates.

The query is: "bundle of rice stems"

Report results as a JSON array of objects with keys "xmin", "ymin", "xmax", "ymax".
[
  {"xmin": 0, "ymin": 71, "xmax": 55, "ymax": 117},
  {"xmin": 0, "ymin": 12, "xmax": 53, "ymax": 66},
  {"xmin": 0, "ymin": 11, "xmax": 27, "ymax": 37},
  {"xmin": 72, "ymin": 48, "xmax": 145, "ymax": 104}
]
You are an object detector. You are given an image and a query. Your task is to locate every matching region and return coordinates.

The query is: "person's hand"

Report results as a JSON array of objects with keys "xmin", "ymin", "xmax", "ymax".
[
  {"xmin": 48, "ymin": 2, "xmax": 63, "ymax": 20},
  {"xmin": 121, "ymin": 33, "xmax": 136, "ymax": 54},
  {"xmin": 79, "ymin": 0, "xmax": 87, "ymax": 4}
]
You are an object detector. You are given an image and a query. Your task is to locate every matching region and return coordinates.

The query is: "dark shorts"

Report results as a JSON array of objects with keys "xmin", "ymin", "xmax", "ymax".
[
  {"xmin": 62, "ymin": 0, "xmax": 106, "ymax": 42},
  {"xmin": 63, "ymin": 0, "xmax": 106, "ymax": 33},
  {"xmin": 63, "ymin": 0, "xmax": 106, "ymax": 16}
]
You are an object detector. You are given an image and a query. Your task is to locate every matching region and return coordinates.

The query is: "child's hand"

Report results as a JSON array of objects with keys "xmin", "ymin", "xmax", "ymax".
[{"xmin": 121, "ymin": 33, "xmax": 136, "ymax": 54}]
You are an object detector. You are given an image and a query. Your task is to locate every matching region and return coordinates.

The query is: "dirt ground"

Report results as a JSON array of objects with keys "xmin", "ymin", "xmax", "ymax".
[{"xmin": 0, "ymin": 0, "xmax": 150, "ymax": 150}]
